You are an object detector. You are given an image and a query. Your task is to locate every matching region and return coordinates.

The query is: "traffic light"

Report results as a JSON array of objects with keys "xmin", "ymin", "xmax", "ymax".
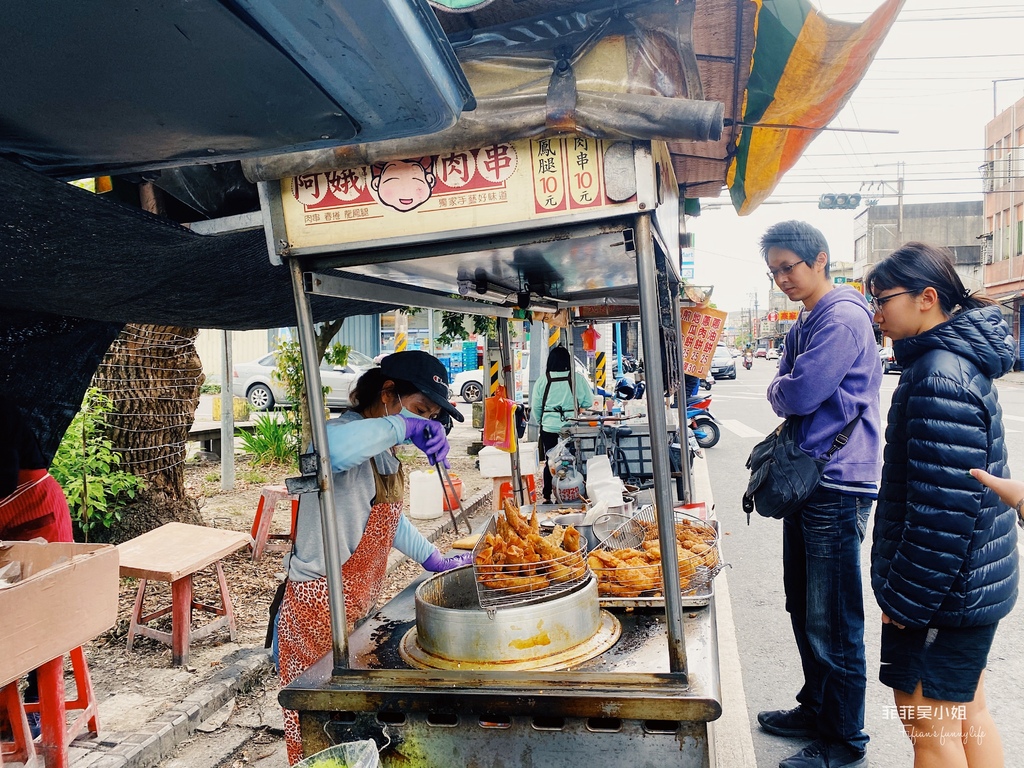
[{"xmin": 818, "ymin": 192, "xmax": 861, "ymax": 209}]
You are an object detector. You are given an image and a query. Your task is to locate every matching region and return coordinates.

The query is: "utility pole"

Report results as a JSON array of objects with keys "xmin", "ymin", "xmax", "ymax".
[
  {"xmin": 753, "ymin": 293, "xmax": 760, "ymax": 345},
  {"xmin": 896, "ymin": 161, "xmax": 904, "ymax": 247}
]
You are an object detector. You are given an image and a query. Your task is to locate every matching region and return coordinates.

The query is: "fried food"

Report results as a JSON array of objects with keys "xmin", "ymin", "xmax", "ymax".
[
  {"xmin": 588, "ymin": 526, "xmax": 718, "ymax": 598},
  {"xmin": 474, "ymin": 502, "xmax": 590, "ymax": 597}
]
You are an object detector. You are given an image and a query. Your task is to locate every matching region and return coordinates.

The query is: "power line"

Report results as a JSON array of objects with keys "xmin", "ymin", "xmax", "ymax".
[
  {"xmin": 803, "ymin": 147, "xmax": 996, "ymax": 157},
  {"xmin": 875, "ymin": 53, "xmax": 1024, "ymax": 61}
]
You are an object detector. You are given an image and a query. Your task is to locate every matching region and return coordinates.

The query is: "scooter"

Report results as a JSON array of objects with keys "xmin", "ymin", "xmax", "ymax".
[
  {"xmin": 686, "ymin": 394, "xmax": 721, "ymax": 449},
  {"xmin": 743, "ymin": 355, "xmax": 753, "ymax": 371}
]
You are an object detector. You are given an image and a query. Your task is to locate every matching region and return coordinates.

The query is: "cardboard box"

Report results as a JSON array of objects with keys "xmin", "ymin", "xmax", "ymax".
[{"xmin": 0, "ymin": 541, "xmax": 119, "ymax": 687}]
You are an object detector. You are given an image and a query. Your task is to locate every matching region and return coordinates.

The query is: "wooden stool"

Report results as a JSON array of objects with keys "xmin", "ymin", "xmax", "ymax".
[
  {"xmin": 250, "ymin": 484, "xmax": 297, "ymax": 562},
  {"xmin": 117, "ymin": 523, "xmax": 251, "ymax": 666},
  {"xmin": 1, "ymin": 679, "xmax": 37, "ymax": 767}
]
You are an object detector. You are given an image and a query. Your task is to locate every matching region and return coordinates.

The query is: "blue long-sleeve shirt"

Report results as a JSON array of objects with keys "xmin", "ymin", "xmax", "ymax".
[
  {"xmin": 767, "ymin": 287, "xmax": 882, "ymax": 487},
  {"xmin": 285, "ymin": 411, "xmax": 435, "ymax": 582}
]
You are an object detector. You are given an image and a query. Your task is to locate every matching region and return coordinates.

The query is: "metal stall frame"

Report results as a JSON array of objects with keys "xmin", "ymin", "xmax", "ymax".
[{"xmin": 267, "ymin": 139, "xmax": 720, "ymax": 766}]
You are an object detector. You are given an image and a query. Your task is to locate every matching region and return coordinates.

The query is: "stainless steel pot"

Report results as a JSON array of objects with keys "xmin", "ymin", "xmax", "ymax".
[{"xmin": 412, "ymin": 566, "xmax": 603, "ymax": 664}]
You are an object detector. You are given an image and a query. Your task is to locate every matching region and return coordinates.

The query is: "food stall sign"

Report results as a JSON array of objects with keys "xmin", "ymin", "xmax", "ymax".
[
  {"xmin": 277, "ymin": 137, "xmax": 638, "ymax": 253},
  {"xmin": 680, "ymin": 306, "xmax": 727, "ymax": 377}
]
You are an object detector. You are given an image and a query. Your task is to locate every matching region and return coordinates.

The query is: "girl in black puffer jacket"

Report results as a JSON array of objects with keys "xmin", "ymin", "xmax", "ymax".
[{"xmin": 867, "ymin": 243, "xmax": 1018, "ymax": 768}]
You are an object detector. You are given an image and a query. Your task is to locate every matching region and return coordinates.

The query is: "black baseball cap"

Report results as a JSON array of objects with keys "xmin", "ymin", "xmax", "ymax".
[{"xmin": 380, "ymin": 350, "xmax": 464, "ymax": 423}]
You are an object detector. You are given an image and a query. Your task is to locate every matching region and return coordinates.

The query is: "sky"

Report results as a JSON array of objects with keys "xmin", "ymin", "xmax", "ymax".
[{"xmin": 688, "ymin": 0, "xmax": 1024, "ymax": 315}]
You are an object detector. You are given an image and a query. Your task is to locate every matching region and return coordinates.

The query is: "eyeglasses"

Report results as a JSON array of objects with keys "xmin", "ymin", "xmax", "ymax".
[
  {"xmin": 767, "ymin": 261, "xmax": 807, "ymax": 280},
  {"xmin": 867, "ymin": 289, "xmax": 916, "ymax": 311}
]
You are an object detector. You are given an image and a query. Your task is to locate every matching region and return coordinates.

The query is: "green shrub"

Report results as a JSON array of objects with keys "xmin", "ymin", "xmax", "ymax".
[
  {"xmin": 50, "ymin": 388, "xmax": 145, "ymax": 540},
  {"xmin": 238, "ymin": 415, "xmax": 297, "ymax": 467},
  {"xmin": 200, "ymin": 383, "xmax": 222, "ymax": 395},
  {"xmin": 240, "ymin": 469, "xmax": 270, "ymax": 485}
]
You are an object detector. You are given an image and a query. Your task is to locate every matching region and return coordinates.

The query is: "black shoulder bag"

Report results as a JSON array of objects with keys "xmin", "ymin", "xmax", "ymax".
[{"xmin": 742, "ymin": 416, "xmax": 859, "ymax": 524}]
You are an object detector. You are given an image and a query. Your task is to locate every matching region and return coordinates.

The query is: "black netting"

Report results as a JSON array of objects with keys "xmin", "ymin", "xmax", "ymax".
[
  {"xmin": 0, "ymin": 157, "xmax": 391, "ymax": 330},
  {"xmin": 0, "ymin": 308, "xmax": 122, "ymax": 461},
  {"xmin": 0, "ymin": 158, "xmax": 399, "ymax": 459}
]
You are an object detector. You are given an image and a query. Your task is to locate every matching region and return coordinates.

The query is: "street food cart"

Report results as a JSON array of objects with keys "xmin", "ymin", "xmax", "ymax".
[{"xmin": 259, "ymin": 134, "xmax": 722, "ymax": 766}]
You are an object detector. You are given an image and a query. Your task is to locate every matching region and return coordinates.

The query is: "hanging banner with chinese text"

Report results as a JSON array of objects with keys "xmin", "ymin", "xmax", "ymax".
[
  {"xmin": 278, "ymin": 137, "xmax": 636, "ymax": 251},
  {"xmin": 680, "ymin": 306, "xmax": 728, "ymax": 377}
]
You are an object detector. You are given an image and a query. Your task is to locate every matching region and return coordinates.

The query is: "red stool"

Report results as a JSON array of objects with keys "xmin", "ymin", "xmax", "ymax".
[
  {"xmin": 16, "ymin": 646, "xmax": 98, "ymax": 768},
  {"xmin": 1, "ymin": 679, "xmax": 37, "ymax": 766},
  {"xmin": 499, "ymin": 475, "xmax": 537, "ymax": 505},
  {"xmin": 250, "ymin": 485, "xmax": 298, "ymax": 562}
]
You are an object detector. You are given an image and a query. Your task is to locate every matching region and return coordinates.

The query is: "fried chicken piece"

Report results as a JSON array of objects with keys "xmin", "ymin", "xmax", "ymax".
[
  {"xmin": 601, "ymin": 582, "xmax": 643, "ymax": 598},
  {"xmin": 562, "ymin": 526, "xmax": 582, "ymax": 553},
  {"xmin": 690, "ymin": 541, "xmax": 720, "ymax": 570},
  {"xmin": 494, "ymin": 574, "xmax": 549, "ymax": 594},
  {"xmin": 543, "ymin": 525, "xmax": 565, "ymax": 548},
  {"xmin": 590, "ymin": 549, "xmax": 623, "ymax": 568},
  {"xmin": 676, "ymin": 546, "xmax": 699, "ymax": 579}
]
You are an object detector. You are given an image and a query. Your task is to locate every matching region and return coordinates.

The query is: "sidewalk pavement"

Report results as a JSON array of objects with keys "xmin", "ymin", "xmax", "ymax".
[
  {"xmin": 1002, "ymin": 370, "xmax": 1024, "ymax": 386},
  {"xmin": 63, "ymin": 487, "xmax": 492, "ymax": 768}
]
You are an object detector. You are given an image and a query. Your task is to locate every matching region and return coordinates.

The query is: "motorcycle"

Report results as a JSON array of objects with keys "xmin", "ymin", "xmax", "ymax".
[
  {"xmin": 743, "ymin": 355, "xmax": 753, "ymax": 371},
  {"xmin": 686, "ymin": 394, "xmax": 721, "ymax": 449}
]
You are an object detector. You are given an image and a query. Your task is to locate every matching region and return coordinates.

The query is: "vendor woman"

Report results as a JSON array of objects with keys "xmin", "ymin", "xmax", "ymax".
[
  {"xmin": 276, "ymin": 351, "xmax": 472, "ymax": 765},
  {"xmin": 0, "ymin": 395, "xmax": 74, "ymax": 544}
]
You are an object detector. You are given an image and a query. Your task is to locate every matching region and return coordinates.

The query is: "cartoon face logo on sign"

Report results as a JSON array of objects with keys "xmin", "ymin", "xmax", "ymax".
[{"xmin": 370, "ymin": 157, "xmax": 436, "ymax": 212}]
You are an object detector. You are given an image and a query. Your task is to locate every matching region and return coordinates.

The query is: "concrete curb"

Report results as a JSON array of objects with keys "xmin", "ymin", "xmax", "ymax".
[{"xmin": 70, "ymin": 648, "xmax": 274, "ymax": 768}]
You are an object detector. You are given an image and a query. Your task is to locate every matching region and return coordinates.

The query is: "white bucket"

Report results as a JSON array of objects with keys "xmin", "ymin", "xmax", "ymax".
[{"xmin": 409, "ymin": 469, "xmax": 443, "ymax": 520}]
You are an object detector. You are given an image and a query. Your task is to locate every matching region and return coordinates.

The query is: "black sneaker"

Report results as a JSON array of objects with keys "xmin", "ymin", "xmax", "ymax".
[
  {"xmin": 757, "ymin": 706, "xmax": 817, "ymax": 738},
  {"xmin": 779, "ymin": 740, "xmax": 867, "ymax": 768}
]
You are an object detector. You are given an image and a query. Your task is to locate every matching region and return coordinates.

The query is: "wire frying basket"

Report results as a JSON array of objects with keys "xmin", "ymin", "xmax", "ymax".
[
  {"xmin": 471, "ymin": 511, "xmax": 592, "ymax": 610},
  {"xmin": 588, "ymin": 507, "xmax": 723, "ymax": 600}
]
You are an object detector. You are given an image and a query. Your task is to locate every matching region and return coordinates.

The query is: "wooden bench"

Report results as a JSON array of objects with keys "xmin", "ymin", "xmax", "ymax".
[
  {"xmin": 187, "ymin": 421, "xmax": 256, "ymax": 457},
  {"xmin": 117, "ymin": 523, "xmax": 251, "ymax": 666}
]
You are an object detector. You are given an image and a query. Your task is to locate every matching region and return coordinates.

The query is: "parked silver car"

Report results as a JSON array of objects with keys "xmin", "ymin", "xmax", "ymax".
[{"xmin": 232, "ymin": 349, "xmax": 376, "ymax": 410}]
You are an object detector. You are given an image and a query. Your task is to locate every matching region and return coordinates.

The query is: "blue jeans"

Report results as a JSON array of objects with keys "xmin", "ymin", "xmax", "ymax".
[{"xmin": 782, "ymin": 487, "xmax": 871, "ymax": 753}]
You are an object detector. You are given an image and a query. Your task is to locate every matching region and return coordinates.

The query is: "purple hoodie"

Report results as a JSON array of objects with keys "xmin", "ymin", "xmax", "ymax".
[{"xmin": 767, "ymin": 287, "xmax": 882, "ymax": 486}]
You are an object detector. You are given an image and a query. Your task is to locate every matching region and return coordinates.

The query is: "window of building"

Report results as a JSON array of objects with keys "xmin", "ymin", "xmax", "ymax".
[{"xmin": 1017, "ymin": 204, "xmax": 1023, "ymax": 258}]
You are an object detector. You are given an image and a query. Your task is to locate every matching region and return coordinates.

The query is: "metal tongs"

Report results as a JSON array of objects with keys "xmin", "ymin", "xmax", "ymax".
[{"xmin": 434, "ymin": 457, "xmax": 469, "ymax": 535}]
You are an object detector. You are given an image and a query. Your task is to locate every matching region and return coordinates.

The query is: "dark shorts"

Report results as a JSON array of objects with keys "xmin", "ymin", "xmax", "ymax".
[{"xmin": 879, "ymin": 622, "xmax": 998, "ymax": 703}]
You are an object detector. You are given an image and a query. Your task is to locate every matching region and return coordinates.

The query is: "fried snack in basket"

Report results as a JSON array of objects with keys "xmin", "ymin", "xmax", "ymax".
[
  {"xmin": 474, "ymin": 501, "xmax": 587, "ymax": 596},
  {"xmin": 589, "ymin": 517, "xmax": 717, "ymax": 598}
]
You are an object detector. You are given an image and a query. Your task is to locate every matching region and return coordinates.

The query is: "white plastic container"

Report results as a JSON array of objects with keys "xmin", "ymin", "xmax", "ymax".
[
  {"xmin": 477, "ymin": 445, "xmax": 539, "ymax": 478},
  {"xmin": 409, "ymin": 469, "xmax": 443, "ymax": 520},
  {"xmin": 586, "ymin": 455, "xmax": 613, "ymax": 484},
  {"xmin": 586, "ymin": 476, "xmax": 625, "ymax": 508}
]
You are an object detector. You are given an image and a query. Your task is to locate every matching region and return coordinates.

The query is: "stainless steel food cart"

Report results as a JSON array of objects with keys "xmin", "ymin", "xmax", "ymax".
[{"xmin": 260, "ymin": 137, "xmax": 721, "ymax": 766}]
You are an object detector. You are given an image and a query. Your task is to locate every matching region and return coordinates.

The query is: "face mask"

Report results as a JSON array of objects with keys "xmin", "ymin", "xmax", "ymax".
[{"xmin": 393, "ymin": 393, "xmax": 427, "ymax": 421}]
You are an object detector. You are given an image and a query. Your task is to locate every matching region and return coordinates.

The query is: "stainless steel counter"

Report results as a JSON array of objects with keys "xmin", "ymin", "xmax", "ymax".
[{"xmin": 280, "ymin": 572, "xmax": 722, "ymax": 767}]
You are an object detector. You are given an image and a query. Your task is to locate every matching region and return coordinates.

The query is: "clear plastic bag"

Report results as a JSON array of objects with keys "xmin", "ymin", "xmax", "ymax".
[{"xmin": 294, "ymin": 740, "xmax": 380, "ymax": 768}]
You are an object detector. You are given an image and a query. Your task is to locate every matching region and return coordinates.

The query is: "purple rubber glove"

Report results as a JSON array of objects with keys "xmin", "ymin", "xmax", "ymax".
[
  {"xmin": 402, "ymin": 415, "xmax": 450, "ymax": 468},
  {"xmin": 422, "ymin": 549, "xmax": 473, "ymax": 572}
]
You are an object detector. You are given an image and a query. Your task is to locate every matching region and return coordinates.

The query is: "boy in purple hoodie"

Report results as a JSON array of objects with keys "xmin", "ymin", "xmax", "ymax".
[{"xmin": 756, "ymin": 221, "xmax": 882, "ymax": 768}]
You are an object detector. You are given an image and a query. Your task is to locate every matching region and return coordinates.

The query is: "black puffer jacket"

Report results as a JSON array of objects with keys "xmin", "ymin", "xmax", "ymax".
[{"xmin": 871, "ymin": 306, "xmax": 1019, "ymax": 628}]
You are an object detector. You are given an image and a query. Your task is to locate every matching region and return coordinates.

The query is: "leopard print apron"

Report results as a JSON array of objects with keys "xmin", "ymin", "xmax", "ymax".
[{"xmin": 278, "ymin": 458, "xmax": 404, "ymax": 765}]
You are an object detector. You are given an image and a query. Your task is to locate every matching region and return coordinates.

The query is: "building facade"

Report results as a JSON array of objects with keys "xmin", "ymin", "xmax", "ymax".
[
  {"xmin": 852, "ymin": 201, "xmax": 985, "ymax": 290},
  {"xmin": 982, "ymin": 93, "xmax": 1024, "ymax": 363}
]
